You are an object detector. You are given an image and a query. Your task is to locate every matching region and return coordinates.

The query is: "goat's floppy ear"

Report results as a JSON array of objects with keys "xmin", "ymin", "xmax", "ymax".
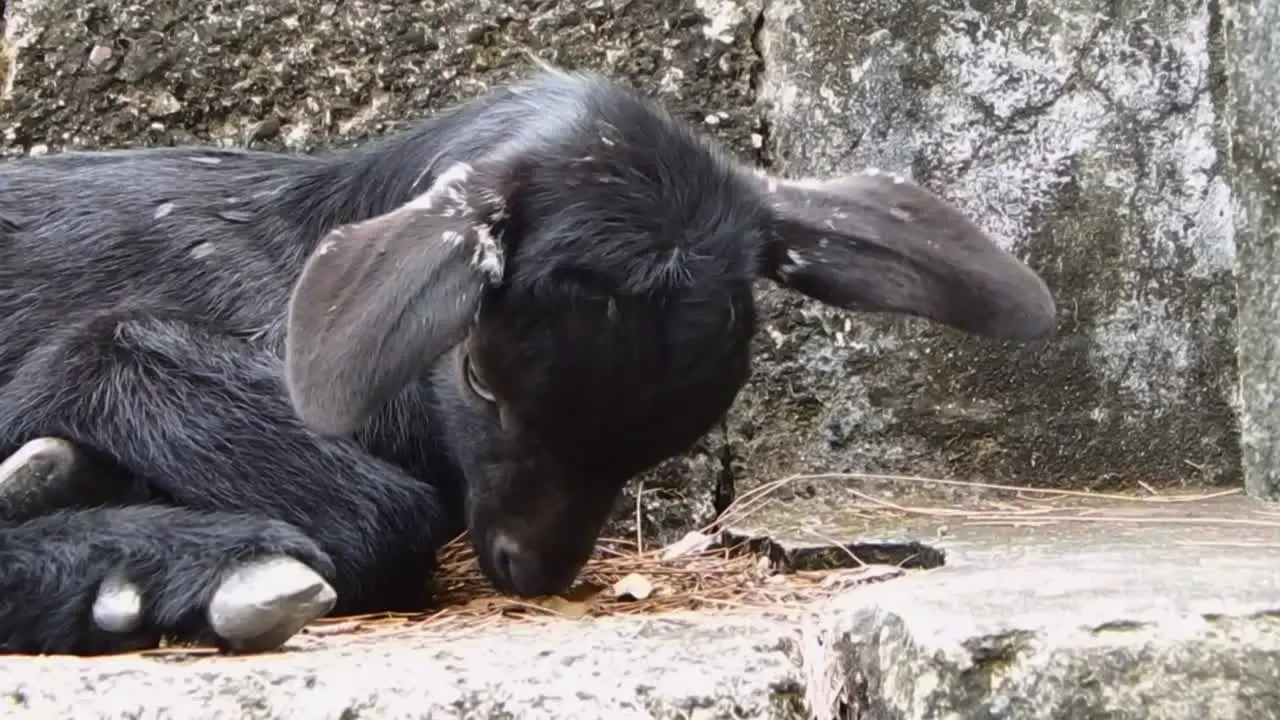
[
  {"xmin": 753, "ymin": 170, "xmax": 1057, "ymax": 341},
  {"xmin": 285, "ymin": 162, "xmax": 507, "ymax": 436}
]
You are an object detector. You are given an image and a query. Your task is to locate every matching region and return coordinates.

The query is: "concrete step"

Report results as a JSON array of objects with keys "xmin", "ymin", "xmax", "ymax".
[{"xmin": 3, "ymin": 494, "xmax": 1277, "ymax": 719}]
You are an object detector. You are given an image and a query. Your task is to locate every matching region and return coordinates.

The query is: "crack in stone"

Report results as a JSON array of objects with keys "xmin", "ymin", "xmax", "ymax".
[
  {"xmin": 747, "ymin": 0, "xmax": 772, "ymax": 169},
  {"xmin": 0, "ymin": 0, "xmax": 16, "ymax": 103},
  {"xmin": 955, "ymin": 16, "xmax": 1114, "ymax": 181},
  {"xmin": 713, "ymin": 418, "xmax": 735, "ymax": 517},
  {"xmin": 1087, "ymin": 42, "xmax": 1221, "ymax": 295},
  {"xmin": 950, "ymin": 8, "xmax": 1223, "ymax": 292},
  {"xmin": 710, "ymin": 0, "xmax": 772, "ymax": 522}
]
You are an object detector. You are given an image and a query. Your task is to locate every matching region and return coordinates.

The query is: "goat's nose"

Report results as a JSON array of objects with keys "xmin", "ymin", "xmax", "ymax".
[{"xmin": 487, "ymin": 531, "xmax": 559, "ymax": 597}]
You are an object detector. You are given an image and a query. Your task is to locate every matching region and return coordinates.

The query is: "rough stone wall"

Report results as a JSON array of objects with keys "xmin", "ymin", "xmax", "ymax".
[
  {"xmin": 735, "ymin": 0, "xmax": 1239, "ymax": 507},
  {"xmin": 0, "ymin": 0, "xmax": 1244, "ymax": 542},
  {"xmin": 1227, "ymin": 0, "xmax": 1280, "ymax": 501}
]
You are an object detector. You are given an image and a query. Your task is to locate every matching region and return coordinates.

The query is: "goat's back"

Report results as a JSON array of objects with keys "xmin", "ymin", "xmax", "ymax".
[{"xmin": 0, "ymin": 148, "xmax": 325, "ymax": 376}]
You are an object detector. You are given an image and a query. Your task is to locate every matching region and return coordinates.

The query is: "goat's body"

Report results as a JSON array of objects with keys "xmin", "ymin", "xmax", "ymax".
[
  {"xmin": 0, "ymin": 81, "xmax": 581, "ymax": 653},
  {"xmin": 0, "ymin": 76, "xmax": 553, "ymax": 358},
  {"xmin": 0, "ymin": 149, "xmax": 313, "ymax": 367},
  {"xmin": 0, "ymin": 73, "xmax": 565, "ymax": 462}
]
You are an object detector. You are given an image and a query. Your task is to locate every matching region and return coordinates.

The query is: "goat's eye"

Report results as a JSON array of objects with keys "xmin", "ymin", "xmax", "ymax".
[{"xmin": 462, "ymin": 353, "xmax": 497, "ymax": 403}]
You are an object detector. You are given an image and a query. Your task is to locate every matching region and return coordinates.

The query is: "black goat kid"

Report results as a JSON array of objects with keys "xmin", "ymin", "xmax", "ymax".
[{"xmin": 0, "ymin": 69, "xmax": 1055, "ymax": 656}]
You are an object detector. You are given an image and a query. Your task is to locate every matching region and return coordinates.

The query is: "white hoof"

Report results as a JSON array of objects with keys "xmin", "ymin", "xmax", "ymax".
[
  {"xmin": 0, "ymin": 437, "xmax": 83, "ymax": 521},
  {"xmin": 0, "ymin": 437, "xmax": 79, "ymax": 489},
  {"xmin": 92, "ymin": 569, "xmax": 144, "ymax": 634},
  {"xmin": 207, "ymin": 556, "xmax": 337, "ymax": 653}
]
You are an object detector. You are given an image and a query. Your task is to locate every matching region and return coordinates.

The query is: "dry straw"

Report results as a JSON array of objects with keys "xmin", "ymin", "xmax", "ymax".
[
  {"xmin": 297, "ymin": 521, "xmax": 905, "ymax": 643},
  {"xmin": 138, "ymin": 473, "xmax": 1255, "ymax": 655}
]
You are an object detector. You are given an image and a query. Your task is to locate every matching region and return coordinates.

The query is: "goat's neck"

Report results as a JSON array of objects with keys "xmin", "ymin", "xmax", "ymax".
[
  {"xmin": 282, "ymin": 130, "xmax": 451, "ymax": 245},
  {"xmin": 282, "ymin": 95, "xmax": 523, "ymax": 254},
  {"xmin": 281, "ymin": 79, "xmax": 567, "ymax": 254}
]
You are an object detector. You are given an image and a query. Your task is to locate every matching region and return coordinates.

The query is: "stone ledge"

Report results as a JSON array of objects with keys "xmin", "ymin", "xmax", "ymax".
[
  {"xmin": 1, "ymin": 611, "xmax": 810, "ymax": 720},
  {"xmin": 3, "ymin": 496, "xmax": 1277, "ymax": 719}
]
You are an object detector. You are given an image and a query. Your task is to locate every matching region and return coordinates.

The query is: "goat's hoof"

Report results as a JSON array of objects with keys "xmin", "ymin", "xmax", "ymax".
[
  {"xmin": 0, "ymin": 437, "xmax": 81, "ymax": 512},
  {"xmin": 92, "ymin": 569, "xmax": 144, "ymax": 634},
  {"xmin": 207, "ymin": 556, "xmax": 337, "ymax": 653}
]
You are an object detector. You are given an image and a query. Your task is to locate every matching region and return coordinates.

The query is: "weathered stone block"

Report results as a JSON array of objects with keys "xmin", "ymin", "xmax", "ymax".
[
  {"xmin": 1227, "ymin": 0, "xmax": 1280, "ymax": 501},
  {"xmin": 740, "ymin": 0, "xmax": 1239, "ymax": 502},
  {"xmin": 806, "ymin": 502, "xmax": 1280, "ymax": 719}
]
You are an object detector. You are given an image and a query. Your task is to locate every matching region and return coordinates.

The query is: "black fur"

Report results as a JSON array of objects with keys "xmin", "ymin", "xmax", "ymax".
[{"xmin": 0, "ymin": 69, "xmax": 1056, "ymax": 655}]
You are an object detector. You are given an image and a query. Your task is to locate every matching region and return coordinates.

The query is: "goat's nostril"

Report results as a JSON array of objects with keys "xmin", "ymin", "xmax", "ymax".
[
  {"xmin": 486, "ymin": 530, "xmax": 572, "ymax": 597},
  {"xmin": 489, "ymin": 531, "xmax": 522, "ymax": 590}
]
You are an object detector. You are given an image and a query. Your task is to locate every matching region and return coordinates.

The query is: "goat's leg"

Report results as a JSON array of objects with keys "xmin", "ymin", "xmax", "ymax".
[
  {"xmin": 0, "ymin": 437, "xmax": 155, "ymax": 523},
  {"xmin": 0, "ymin": 312, "xmax": 456, "ymax": 624},
  {"xmin": 0, "ymin": 504, "xmax": 337, "ymax": 655}
]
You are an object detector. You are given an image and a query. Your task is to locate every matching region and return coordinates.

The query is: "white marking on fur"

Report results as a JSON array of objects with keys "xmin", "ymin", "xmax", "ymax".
[
  {"xmin": 490, "ymin": 531, "xmax": 523, "ymax": 563},
  {"xmin": 154, "ymin": 202, "xmax": 175, "ymax": 219},
  {"xmin": 407, "ymin": 162, "xmax": 475, "ymax": 212},
  {"xmin": 315, "ymin": 238, "xmax": 337, "ymax": 256},
  {"xmin": 402, "ymin": 163, "xmax": 508, "ymax": 283},
  {"xmin": 786, "ymin": 249, "xmax": 808, "ymax": 269},
  {"xmin": 190, "ymin": 242, "xmax": 215, "ymax": 259},
  {"xmin": 784, "ymin": 176, "xmax": 829, "ymax": 192},
  {"xmin": 890, "ymin": 207, "xmax": 913, "ymax": 222},
  {"xmin": 253, "ymin": 185, "xmax": 287, "ymax": 199},
  {"xmin": 471, "ymin": 224, "xmax": 505, "ymax": 282},
  {"xmin": 190, "ymin": 156, "xmax": 222, "ymax": 166},
  {"xmin": 410, "ymin": 166, "xmax": 431, "ymax": 190}
]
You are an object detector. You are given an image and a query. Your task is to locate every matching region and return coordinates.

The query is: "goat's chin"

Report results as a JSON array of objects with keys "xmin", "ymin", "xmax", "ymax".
[{"xmin": 493, "ymin": 566, "xmax": 584, "ymax": 599}]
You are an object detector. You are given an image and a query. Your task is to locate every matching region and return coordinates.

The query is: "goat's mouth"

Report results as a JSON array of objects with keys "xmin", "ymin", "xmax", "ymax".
[{"xmin": 472, "ymin": 529, "xmax": 590, "ymax": 598}]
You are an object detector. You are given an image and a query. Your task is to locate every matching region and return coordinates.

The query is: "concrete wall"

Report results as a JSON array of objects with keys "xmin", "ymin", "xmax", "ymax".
[{"xmin": 0, "ymin": 0, "xmax": 1255, "ymax": 541}]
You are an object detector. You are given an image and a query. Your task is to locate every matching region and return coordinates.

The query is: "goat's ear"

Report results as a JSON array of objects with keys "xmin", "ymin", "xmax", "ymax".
[
  {"xmin": 753, "ymin": 171, "xmax": 1057, "ymax": 341},
  {"xmin": 285, "ymin": 162, "xmax": 507, "ymax": 436}
]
